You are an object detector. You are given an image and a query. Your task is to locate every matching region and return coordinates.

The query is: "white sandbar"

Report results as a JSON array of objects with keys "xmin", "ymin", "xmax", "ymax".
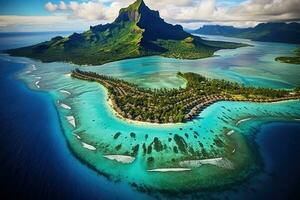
[
  {"xmin": 60, "ymin": 103, "xmax": 71, "ymax": 110},
  {"xmin": 59, "ymin": 90, "xmax": 71, "ymax": 95},
  {"xmin": 148, "ymin": 168, "xmax": 191, "ymax": 172},
  {"xmin": 73, "ymin": 134, "xmax": 81, "ymax": 139},
  {"xmin": 104, "ymin": 155, "xmax": 135, "ymax": 164},
  {"xmin": 82, "ymin": 142, "xmax": 96, "ymax": 151},
  {"xmin": 236, "ymin": 118, "xmax": 252, "ymax": 125},
  {"xmin": 66, "ymin": 116, "xmax": 76, "ymax": 128},
  {"xmin": 179, "ymin": 158, "xmax": 234, "ymax": 169},
  {"xmin": 35, "ymin": 81, "xmax": 40, "ymax": 88},
  {"xmin": 227, "ymin": 130, "xmax": 234, "ymax": 136}
]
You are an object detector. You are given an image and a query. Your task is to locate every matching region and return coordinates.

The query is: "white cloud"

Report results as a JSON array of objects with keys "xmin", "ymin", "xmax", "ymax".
[
  {"xmin": 43, "ymin": 0, "xmax": 300, "ymax": 28},
  {"xmin": 0, "ymin": 15, "xmax": 64, "ymax": 27},
  {"xmin": 58, "ymin": 1, "xmax": 67, "ymax": 10},
  {"xmin": 68, "ymin": 1, "xmax": 107, "ymax": 21},
  {"xmin": 230, "ymin": 0, "xmax": 300, "ymax": 22},
  {"xmin": 45, "ymin": 2, "xmax": 58, "ymax": 12},
  {"xmin": 0, "ymin": 15, "xmax": 104, "ymax": 32},
  {"xmin": 2, "ymin": 0, "xmax": 300, "ymax": 32}
]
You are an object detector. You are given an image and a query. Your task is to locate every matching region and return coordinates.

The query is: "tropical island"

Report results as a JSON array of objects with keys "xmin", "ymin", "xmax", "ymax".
[
  {"xmin": 5, "ymin": 0, "xmax": 246, "ymax": 65},
  {"xmin": 275, "ymin": 47, "xmax": 300, "ymax": 64},
  {"xmin": 71, "ymin": 69, "xmax": 300, "ymax": 124}
]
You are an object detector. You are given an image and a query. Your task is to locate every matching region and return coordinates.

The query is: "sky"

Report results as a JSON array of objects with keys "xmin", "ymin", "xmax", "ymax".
[{"xmin": 0, "ymin": 0, "xmax": 299, "ymax": 32}]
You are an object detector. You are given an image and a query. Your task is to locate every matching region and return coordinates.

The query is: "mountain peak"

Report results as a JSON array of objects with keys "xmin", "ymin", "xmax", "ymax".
[
  {"xmin": 114, "ymin": 0, "xmax": 147, "ymax": 22},
  {"xmin": 130, "ymin": 0, "xmax": 145, "ymax": 9},
  {"xmin": 114, "ymin": 0, "xmax": 189, "ymax": 41}
]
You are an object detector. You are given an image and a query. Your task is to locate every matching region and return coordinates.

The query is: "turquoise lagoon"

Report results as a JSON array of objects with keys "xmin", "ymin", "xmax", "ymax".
[{"xmin": 1, "ymin": 35, "xmax": 300, "ymax": 193}]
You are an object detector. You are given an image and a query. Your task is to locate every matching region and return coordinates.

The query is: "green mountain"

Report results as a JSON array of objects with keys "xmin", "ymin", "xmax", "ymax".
[
  {"xmin": 191, "ymin": 23, "xmax": 300, "ymax": 44},
  {"xmin": 6, "ymin": 0, "xmax": 245, "ymax": 65}
]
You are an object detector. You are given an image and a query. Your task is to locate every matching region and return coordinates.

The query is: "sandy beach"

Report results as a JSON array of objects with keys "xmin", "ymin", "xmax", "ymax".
[
  {"xmin": 35, "ymin": 81, "xmax": 40, "ymax": 88},
  {"xmin": 81, "ymin": 142, "xmax": 96, "ymax": 151},
  {"xmin": 148, "ymin": 168, "xmax": 191, "ymax": 172},
  {"xmin": 66, "ymin": 116, "xmax": 76, "ymax": 128},
  {"xmin": 236, "ymin": 118, "xmax": 252, "ymax": 125},
  {"xmin": 104, "ymin": 155, "xmax": 135, "ymax": 164},
  {"xmin": 227, "ymin": 130, "xmax": 234, "ymax": 136},
  {"xmin": 59, "ymin": 89, "xmax": 71, "ymax": 95},
  {"xmin": 180, "ymin": 157, "xmax": 234, "ymax": 169},
  {"xmin": 73, "ymin": 133, "xmax": 81, "ymax": 139},
  {"xmin": 107, "ymin": 98, "xmax": 182, "ymax": 127},
  {"xmin": 31, "ymin": 64, "xmax": 37, "ymax": 70},
  {"xmin": 60, "ymin": 103, "xmax": 71, "ymax": 110}
]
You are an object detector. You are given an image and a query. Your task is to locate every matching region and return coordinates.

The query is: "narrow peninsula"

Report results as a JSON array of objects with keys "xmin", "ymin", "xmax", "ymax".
[
  {"xmin": 6, "ymin": 0, "xmax": 246, "ymax": 65},
  {"xmin": 71, "ymin": 69, "xmax": 300, "ymax": 124},
  {"xmin": 275, "ymin": 47, "xmax": 300, "ymax": 64}
]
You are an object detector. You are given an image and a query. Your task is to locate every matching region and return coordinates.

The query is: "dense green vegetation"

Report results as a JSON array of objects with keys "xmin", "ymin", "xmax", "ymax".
[
  {"xmin": 71, "ymin": 69, "xmax": 300, "ymax": 124},
  {"xmin": 6, "ymin": 0, "xmax": 245, "ymax": 65},
  {"xmin": 275, "ymin": 47, "xmax": 300, "ymax": 64},
  {"xmin": 191, "ymin": 23, "xmax": 300, "ymax": 44}
]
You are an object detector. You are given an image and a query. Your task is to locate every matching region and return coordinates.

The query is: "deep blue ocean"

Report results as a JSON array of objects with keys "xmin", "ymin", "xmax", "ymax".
[
  {"xmin": 0, "ymin": 32, "xmax": 300, "ymax": 200},
  {"xmin": 0, "ymin": 60, "xmax": 151, "ymax": 200}
]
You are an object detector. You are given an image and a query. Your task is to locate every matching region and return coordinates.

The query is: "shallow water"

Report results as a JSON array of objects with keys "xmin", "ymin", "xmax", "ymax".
[{"xmin": 1, "ymin": 32, "xmax": 300, "ymax": 198}]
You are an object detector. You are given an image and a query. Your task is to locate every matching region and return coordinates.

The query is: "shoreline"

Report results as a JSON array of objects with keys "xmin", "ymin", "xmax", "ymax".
[
  {"xmin": 106, "ymin": 96, "xmax": 300, "ymax": 126},
  {"xmin": 71, "ymin": 69, "xmax": 300, "ymax": 125},
  {"xmin": 107, "ymin": 96, "xmax": 183, "ymax": 127}
]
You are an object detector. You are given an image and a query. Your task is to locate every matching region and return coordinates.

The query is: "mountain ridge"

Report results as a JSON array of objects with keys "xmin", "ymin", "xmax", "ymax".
[
  {"xmin": 191, "ymin": 22, "xmax": 300, "ymax": 44},
  {"xmin": 6, "ymin": 0, "xmax": 245, "ymax": 65}
]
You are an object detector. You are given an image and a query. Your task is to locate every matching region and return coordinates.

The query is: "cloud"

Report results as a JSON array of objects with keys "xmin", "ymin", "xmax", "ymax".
[
  {"xmin": 0, "ymin": 15, "xmax": 103, "ymax": 32},
  {"xmin": 58, "ymin": 1, "xmax": 67, "ymax": 10},
  {"xmin": 230, "ymin": 0, "xmax": 300, "ymax": 21},
  {"xmin": 68, "ymin": 1, "xmax": 107, "ymax": 21},
  {"xmin": 45, "ymin": 2, "xmax": 58, "ymax": 12},
  {"xmin": 155, "ymin": 0, "xmax": 300, "ymax": 25},
  {"xmin": 42, "ymin": 0, "xmax": 300, "ymax": 28},
  {"xmin": 44, "ymin": 0, "xmax": 125, "ymax": 21},
  {"xmin": 2, "ymin": 0, "xmax": 300, "ymax": 32},
  {"xmin": 0, "ymin": 15, "xmax": 64, "ymax": 27}
]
